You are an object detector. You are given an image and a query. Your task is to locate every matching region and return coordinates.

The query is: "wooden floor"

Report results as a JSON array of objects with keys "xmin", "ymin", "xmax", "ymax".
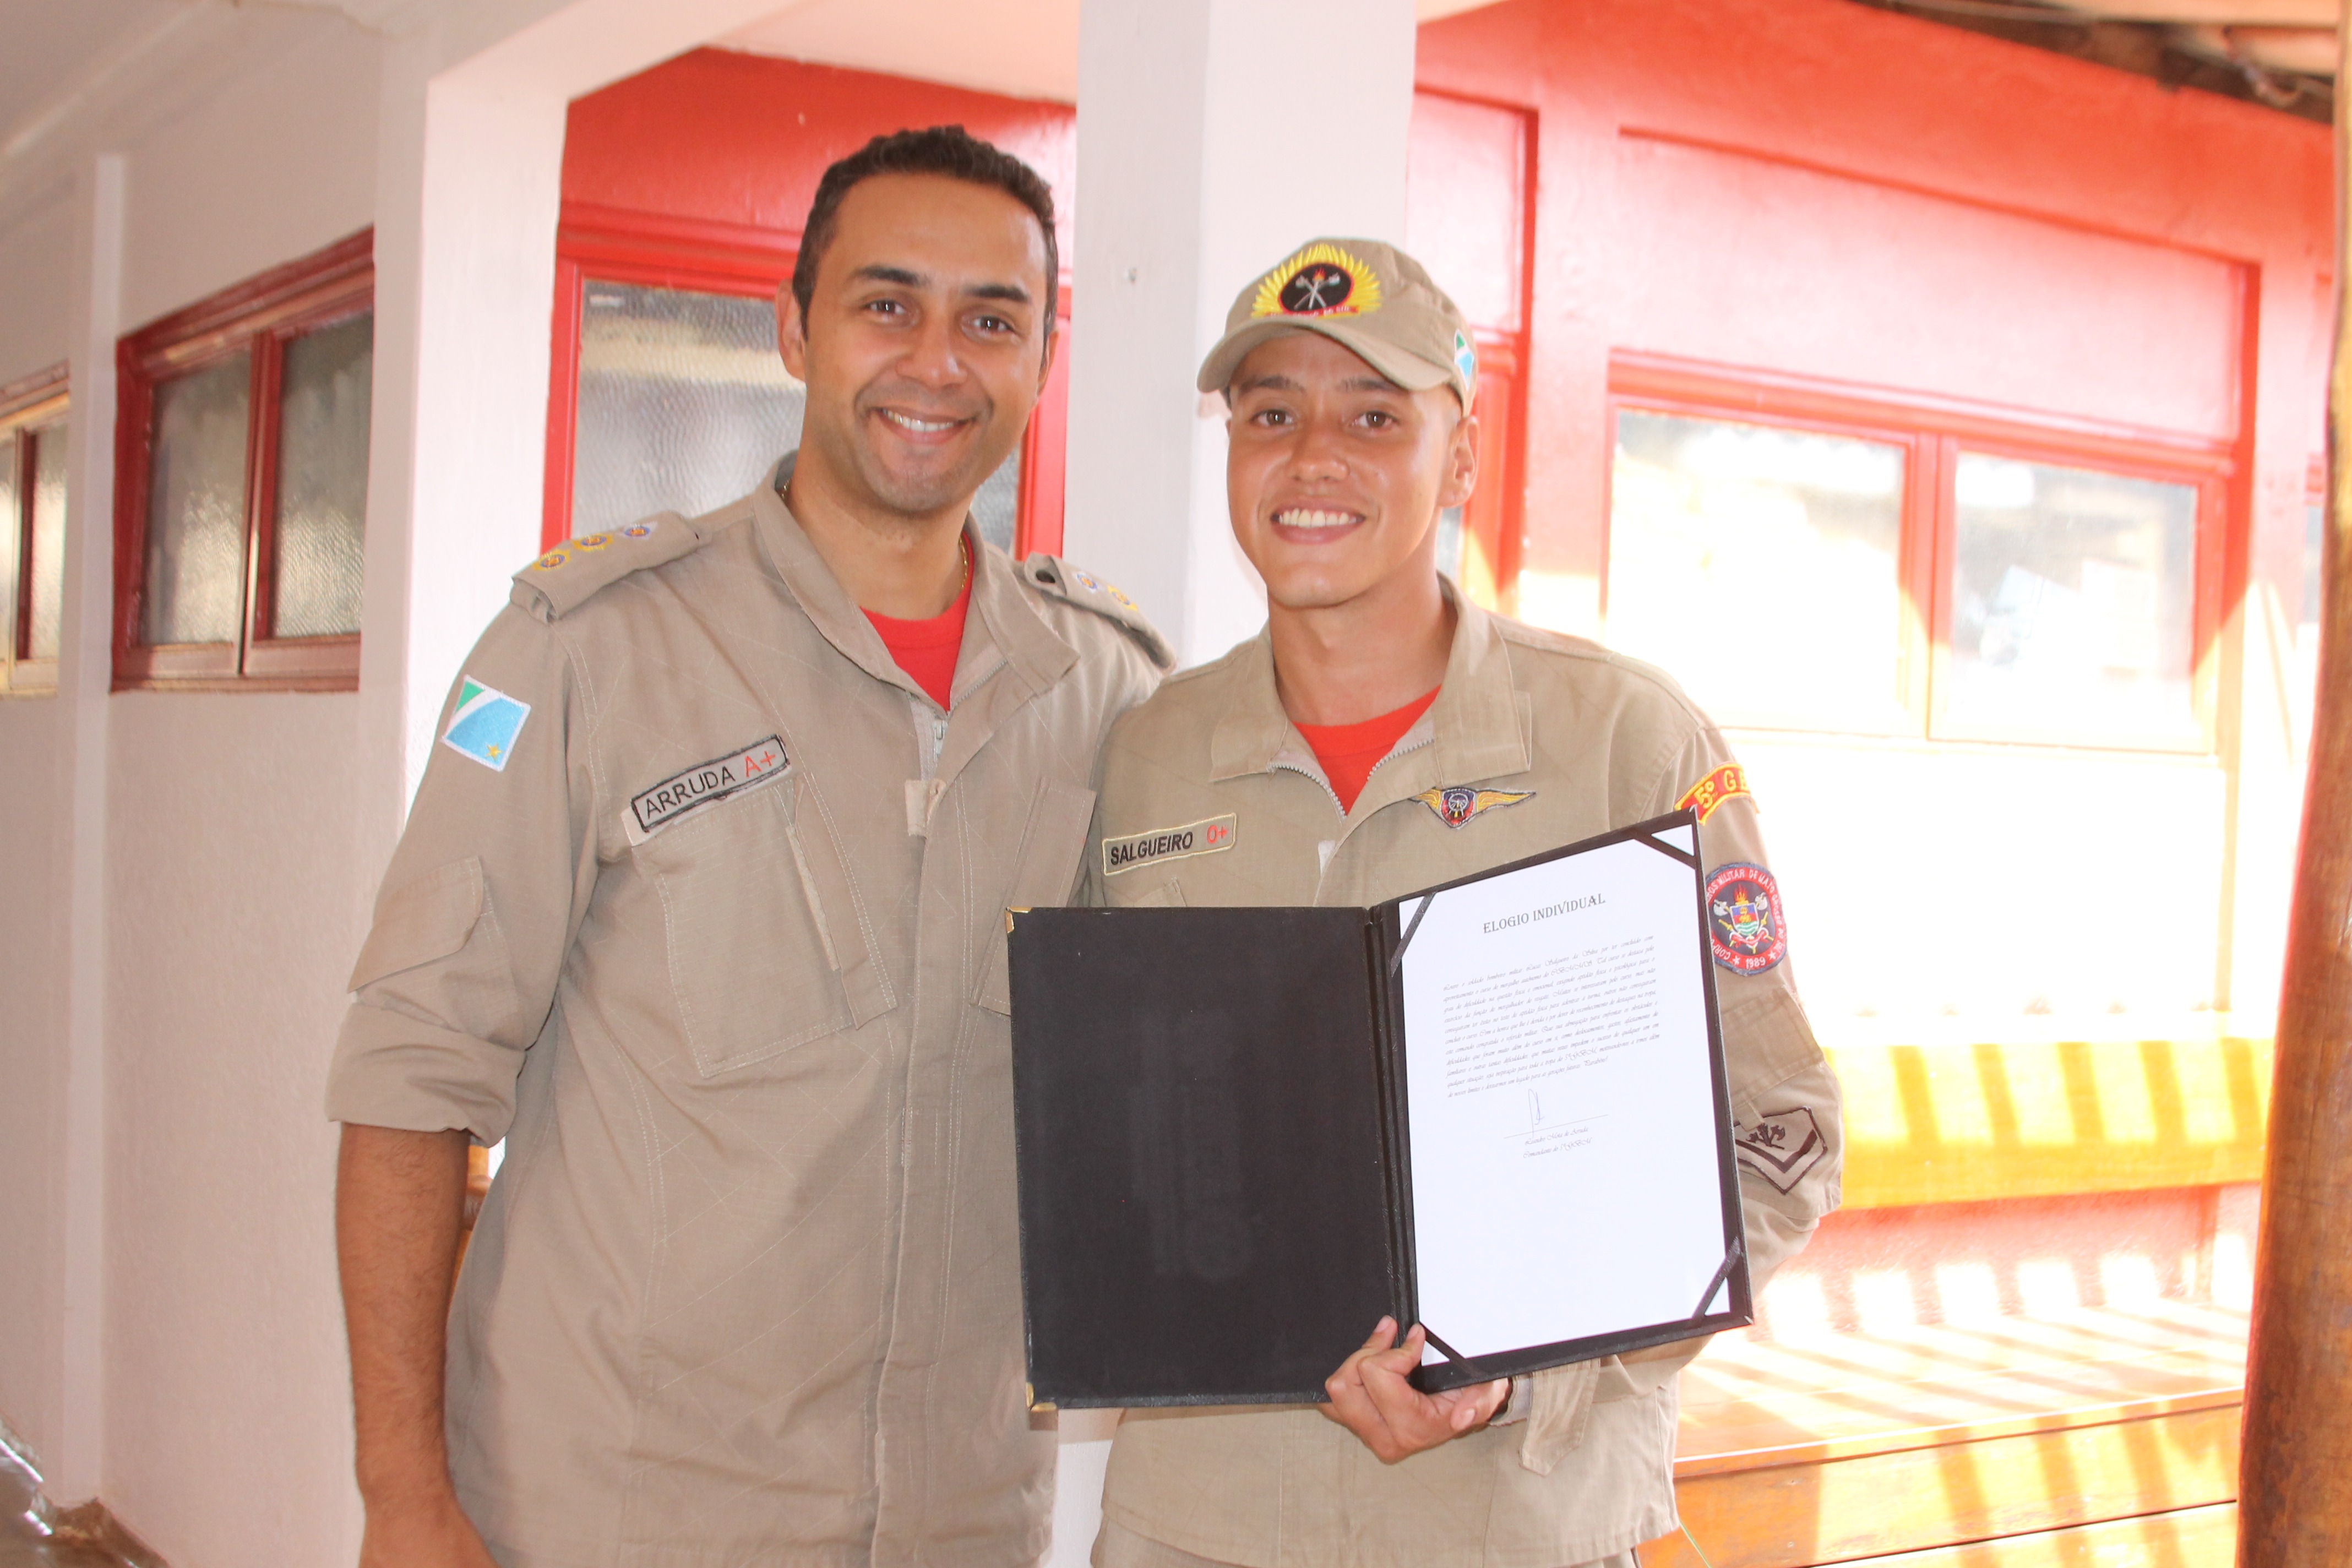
[{"xmin": 1645, "ymin": 1301, "xmax": 2248, "ymax": 1568}]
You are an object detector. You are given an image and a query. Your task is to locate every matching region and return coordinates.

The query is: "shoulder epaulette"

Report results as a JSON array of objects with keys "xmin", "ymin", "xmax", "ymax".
[
  {"xmin": 1019, "ymin": 553, "xmax": 1175, "ymax": 671},
  {"xmin": 510, "ymin": 512, "xmax": 706, "ymax": 619}
]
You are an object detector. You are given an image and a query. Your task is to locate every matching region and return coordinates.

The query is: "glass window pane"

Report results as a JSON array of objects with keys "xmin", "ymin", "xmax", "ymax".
[
  {"xmin": 1607, "ymin": 411, "xmax": 1908, "ymax": 732},
  {"xmin": 570, "ymin": 280, "xmax": 1021, "ymax": 549},
  {"xmin": 1942, "ymin": 454, "xmax": 2199, "ymax": 748},
  {"xmin": 573, "ymin": 282, "xmax": 807, "ymax": 535},
  {"xmin": 143, "ymin": 352, "xmax": 251, "ymax": 646},
  {"xmin": 271, "ymin": 312, "xmax": 372, "ymax": 638},
  {"xmin": 969, "ymin": 442, "xmax": 1021, "ymax": 556},
  {"xmin": 27, "ymin": 420, "xmax": 67, "ymax": 660}
]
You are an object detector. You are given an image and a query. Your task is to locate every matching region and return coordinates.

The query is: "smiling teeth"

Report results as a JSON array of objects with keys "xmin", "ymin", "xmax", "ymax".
[
  {"xmin": 1277, "ymin": 508, "xmax": 1357, "ymax": 529},
  {"xmin": 883, "ymin": 411, "xmax": 957, "ymax": 433}
]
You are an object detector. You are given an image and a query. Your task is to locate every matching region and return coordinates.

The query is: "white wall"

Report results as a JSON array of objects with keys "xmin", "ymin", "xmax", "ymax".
[
  {"xmin": 0, "ymin": 194, "xmax": 74, "ymax": 383},
  {"xmin": 0, "ymin": 701, "xmax": 66, "ymax": 1465},
  {"xmin": 117, "ymin": 14, "xmax": 380, "ymax": 333},
  {"xmin": 97, "ymin": 19, "xmax": 380, "ymax": 1565},
  {"xmin": 0, "ymin": 7, "xmax": 384, "ymax": 1560},
  {"xmin": 101, "ymin": 694, "xmax": 368, "ymax": 1568}
]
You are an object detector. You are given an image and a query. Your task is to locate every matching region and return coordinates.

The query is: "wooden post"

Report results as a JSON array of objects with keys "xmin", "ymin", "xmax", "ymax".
[{"xmin": 2237, "ymin": 14, "xmax": 2352, "ymax": 1564}]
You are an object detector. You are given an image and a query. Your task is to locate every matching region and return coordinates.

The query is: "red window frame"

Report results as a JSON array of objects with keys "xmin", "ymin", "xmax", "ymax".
[
  {"xmin": 542, "ymin": 202, "xmax": 1072, "ymax": 556},
  {"xmin": 113, "ymin": 229, "xmax": 373, "ymax": 692},
  {"xmin": 1408, "ymin": 86, "xmax": 1537, "ymax": 618},
  {"xmin": 1, "ymin": 362, "xmax": 70, "ymax": 695},
  {"xmin": 1605, "ymin": 351, "xmax": 2235, "ymax": 751}
]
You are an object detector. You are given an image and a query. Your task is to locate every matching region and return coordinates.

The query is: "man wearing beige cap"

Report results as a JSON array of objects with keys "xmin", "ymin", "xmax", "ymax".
[{"xmin": 1080, "ymin": 238, "xmax": 1844, "ymax": 1568}]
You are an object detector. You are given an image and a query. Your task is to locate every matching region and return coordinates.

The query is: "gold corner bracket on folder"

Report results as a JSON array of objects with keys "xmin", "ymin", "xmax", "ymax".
[{"xmin": 1006, "ymin": 906, "xmax": 1030, "ymax": 934}]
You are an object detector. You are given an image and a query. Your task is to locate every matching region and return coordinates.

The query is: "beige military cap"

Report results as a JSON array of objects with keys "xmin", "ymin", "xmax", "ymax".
[{"xmin": 1196, "ymin": 237, "xmax": 1478, "ymax": 410}]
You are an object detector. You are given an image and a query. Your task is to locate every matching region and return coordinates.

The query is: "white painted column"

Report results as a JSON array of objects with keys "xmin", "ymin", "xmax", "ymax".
[
  {"xmin": 1063, "ymin": 0, "xmax": 1417, "ymax": 669},
  {"xmin": 356, "ymin": 0, "xmax": 802, "ymax": 883},
  {"xmin": 48, "ymin": 151, "xmax": 124, "ymax": 1505},
  {"xmin": 356, "ymin": 39, "xmax": 569, "ymax": 880},
  {"xmin": 1048, "ymin": 8, "xmax": 1417, "ymax": 1561}
]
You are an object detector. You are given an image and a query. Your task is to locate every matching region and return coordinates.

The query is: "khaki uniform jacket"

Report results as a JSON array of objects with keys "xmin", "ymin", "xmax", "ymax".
[
  {"xmin": 326, "ymin": 467, "xmax": 1166, "ymax": 1568},
  {"xmin": 1082, "ymin": 590, "xmax": 1843, "ymax": 1568}
]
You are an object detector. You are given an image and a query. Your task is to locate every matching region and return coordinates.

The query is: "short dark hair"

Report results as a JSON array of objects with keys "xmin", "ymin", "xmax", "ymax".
[{"xmin": 792, "ymin": 126, "xmax": 1059, "ymax": 338}]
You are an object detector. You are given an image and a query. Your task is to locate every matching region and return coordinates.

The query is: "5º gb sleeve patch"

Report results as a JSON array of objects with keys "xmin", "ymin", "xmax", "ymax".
[
  {"xmin": 1705, "ymin": 862, "xmax": 1787, "ymax": 974},
  {"xmin": 440, "ymin": 677, "xmax": 531, "ymax": 772},
  {"xmin": 1675, "ymin": 763, "xmax": 1750, "ymax": 824}
]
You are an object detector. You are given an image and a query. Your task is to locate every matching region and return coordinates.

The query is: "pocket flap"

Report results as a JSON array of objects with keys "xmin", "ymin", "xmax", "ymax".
[{"xmin": 349, "ymin": 858, "xmax": 486, "ymax": 992}]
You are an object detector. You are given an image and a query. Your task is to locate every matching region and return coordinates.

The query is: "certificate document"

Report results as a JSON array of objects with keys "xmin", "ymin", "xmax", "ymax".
[{"xmin": 1008, "ymin": 810, "xmax": 1749, "ymax": 1408}]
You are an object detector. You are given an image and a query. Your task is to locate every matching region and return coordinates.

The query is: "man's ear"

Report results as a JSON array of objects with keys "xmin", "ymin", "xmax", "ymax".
[
  {"xmin": 1036, "ymin": 320, "xmax": 1059, "ymax": 396},
  {"xmin": 778, "ymin": 288, "xmax": 811, "ymax": 382},
  {"xmin": 1439, "ymin": 410, "xmax": 1481, "ymax": 511}
]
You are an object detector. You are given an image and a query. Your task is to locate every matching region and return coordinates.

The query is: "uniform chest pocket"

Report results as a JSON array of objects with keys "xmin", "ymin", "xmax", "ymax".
[
  {"xmin": 643, "ymin": 776, "xmax": 894, "ymax": 1077},
  {"xmin": 976, "ymin": 779, "xmax": 1097, "ymax": 1015}
]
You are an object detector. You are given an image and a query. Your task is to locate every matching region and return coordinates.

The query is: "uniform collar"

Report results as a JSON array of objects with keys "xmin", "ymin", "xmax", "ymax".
[
  {"xmin": 749, "ymin": 454, "xmax": 1076, "ymax": 711},
  {"xmin": 1208, "ymin": 578, "xmax": 1531, "ymax": 797}
]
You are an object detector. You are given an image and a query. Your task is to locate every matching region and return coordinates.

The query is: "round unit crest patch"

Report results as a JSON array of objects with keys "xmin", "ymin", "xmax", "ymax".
[
  {"xmin": 1250, "ymin": 242, "xmax": 1382, "ymax": 320},
  {"xmin": 1705, "ymin": 862, "xmax": 1787, "ymax": 974}
]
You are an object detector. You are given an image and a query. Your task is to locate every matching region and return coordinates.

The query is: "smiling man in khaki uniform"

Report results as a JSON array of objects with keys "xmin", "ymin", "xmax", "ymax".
[
  {"xmin": 327, "ymin": 129, "xmax": 1166, "ymax": 1568},
  {"xmin": 1082, "ymin": 240, "xmax": 1843, "ymax": 1568}
]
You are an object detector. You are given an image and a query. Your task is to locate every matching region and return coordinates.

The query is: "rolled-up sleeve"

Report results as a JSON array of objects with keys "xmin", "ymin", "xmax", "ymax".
[{"xmin": 325, "ymin": 601, "xmax": 597, "ymax": 1145}]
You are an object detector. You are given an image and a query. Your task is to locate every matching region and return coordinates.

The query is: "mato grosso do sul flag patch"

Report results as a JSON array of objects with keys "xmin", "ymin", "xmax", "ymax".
[{"xmin": 440, "ymin": 677, "xmax": 531, "ymax": 772}]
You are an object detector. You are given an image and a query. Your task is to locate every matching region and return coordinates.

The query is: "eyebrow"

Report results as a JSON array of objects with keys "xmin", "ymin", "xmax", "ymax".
[
  {"xmin": 1234, "ymin": 372, "xmax": 1406, "ymax": 395},
  {"xmin": 849, "ymin": 264, "xmax": 1033, "ymax": 308}
]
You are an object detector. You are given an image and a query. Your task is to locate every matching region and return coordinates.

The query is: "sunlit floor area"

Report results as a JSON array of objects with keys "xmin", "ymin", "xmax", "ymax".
[{"xmin": 1652, "ymin": 1300, "xmax": 2246, "ymax": 1567}]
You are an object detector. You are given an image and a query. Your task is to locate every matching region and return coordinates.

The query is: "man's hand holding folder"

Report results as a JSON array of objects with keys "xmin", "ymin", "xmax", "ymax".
[{"xmin": 1321, "ymin": 1317, "xmax": 1510, "ymax": 1463}]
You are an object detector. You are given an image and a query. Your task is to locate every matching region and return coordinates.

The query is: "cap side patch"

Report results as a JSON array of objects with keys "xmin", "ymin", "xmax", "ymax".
[
  {"xmin": 626, "ymin": 737, "xmax": 790, "ymax": 846},
  {"xmin": 1102, "ymin": 813, "xmax": 1237, "ymax": 877},
  {"xmin": 440, "ymin": 678, "xmax": 531, "ymax": 772}
]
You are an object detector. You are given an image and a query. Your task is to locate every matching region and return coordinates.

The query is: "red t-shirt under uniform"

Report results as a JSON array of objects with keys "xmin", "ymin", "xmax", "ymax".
[
  {"xmin": 1293, "ymin": 689, "xmax": 1440, "ymax": 814},
  {"xmin": 864, "ymin": 563, "xmax": 972, "ymax": 711}
]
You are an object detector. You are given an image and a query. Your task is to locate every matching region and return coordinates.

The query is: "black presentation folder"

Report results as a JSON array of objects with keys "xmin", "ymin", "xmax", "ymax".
[{"xmin": 1008, "ymin": 809, "xmax": 1752, "ymax": 1409}]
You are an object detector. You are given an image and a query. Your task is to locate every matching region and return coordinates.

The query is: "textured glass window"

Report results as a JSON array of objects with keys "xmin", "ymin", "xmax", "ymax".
[
  {"xmin": 571, "ymin": 281, "xmax": 1020, "ymax": 550},
  {"xmin": 1943, "ymin": 455, "xmax": 2199, "ymax": 748},
  {"xmin": 573, "ymin": 283, "xmax": 807, "ymax": 536},
  {"xmin": 968, "ymin": 445, "xmax": 1020, "ymax": 556},
  {"xmin": 26, "ymin": 420, "xmax": 67, "ymax": 660},
  {"xmin": 1608, "ymin": 411, "xmax": 1908, "ymax": 732},
  {"xmin": 143, "ymin": 352, "xmax": 251, "ymax": 646},
  {"xmin": 271, "ymin": 313, "xmax": 372, "ymax": 638}
]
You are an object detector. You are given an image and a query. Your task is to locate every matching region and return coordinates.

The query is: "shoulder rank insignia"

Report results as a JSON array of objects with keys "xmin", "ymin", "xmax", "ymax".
[
  {"xmin": 1676, "ymin": 763, "xmax": 1750, "ymax": 824},
  {"xmin": 1414, "ymin": 785, "xmax": 1534, "ymax": 829}
]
